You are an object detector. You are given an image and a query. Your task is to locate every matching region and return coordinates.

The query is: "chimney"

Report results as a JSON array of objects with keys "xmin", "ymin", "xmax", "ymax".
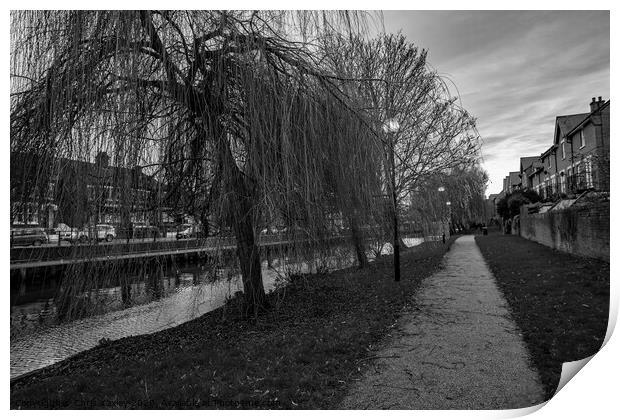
[
  {"xmin": 590, "ymin": 96, "xmax": 605, "ymax": 112},
  {"xmin": 95, "ymin": 151, "xmax": 110, "ymax": 168}
]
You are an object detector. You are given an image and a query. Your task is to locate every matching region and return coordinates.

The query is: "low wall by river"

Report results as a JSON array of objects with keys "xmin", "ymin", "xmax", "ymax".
[
  {"xmin": 519, "ymin": 202, "xmax": 609, "ymax": 262},
  {"xmin": 10, "ymin": 234, "xmax": 351, "ymax": 268}
]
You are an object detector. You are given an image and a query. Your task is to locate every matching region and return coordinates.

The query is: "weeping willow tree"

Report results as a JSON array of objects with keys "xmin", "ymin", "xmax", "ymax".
[{"xmin": 10, "ymin": 10, "xmax": 388, "ymax": 316}]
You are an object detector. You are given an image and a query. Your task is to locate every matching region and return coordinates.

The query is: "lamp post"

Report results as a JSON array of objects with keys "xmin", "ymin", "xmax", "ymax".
[
  {"xmin": 383, "ymin": 119, "xmax": 400, "ymax": 282},
  {"xmin": 438, "ymin": 186, "xmax": 448, "ymax": 242},
  {"xmin": 446, "ymin": 201, "xmax": 452, "ymax": 235}
]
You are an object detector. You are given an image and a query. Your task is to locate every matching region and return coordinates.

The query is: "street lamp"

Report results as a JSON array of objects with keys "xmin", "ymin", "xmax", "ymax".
[
  {"xmin": 438, "ymin": 186, "xmax": 448, "ymax": 242},
  {"xmin": 446, "ymin": 201, "xmax": 452, "ymax": 236},
  {"xmin": 383, "ymin": 118, "xmax": 400, "ymax": 282}
]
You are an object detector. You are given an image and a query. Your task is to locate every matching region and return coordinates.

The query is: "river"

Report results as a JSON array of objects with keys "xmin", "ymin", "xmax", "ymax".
[{"xmin": 10, "ymin": 237, "xmax": 424, "ymax": 379}]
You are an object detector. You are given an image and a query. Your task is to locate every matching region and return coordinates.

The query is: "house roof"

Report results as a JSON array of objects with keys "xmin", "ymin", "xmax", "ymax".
[
  {"xmin": 11, "ymin": 151, "xmax": 157, "ymax": 192},
  {"xmin": 540, "ymin": 144, "xmax": 557, "ymax": 159},
  {"xmin": 565, "ymin": 100, "xmax": 610, "ymax": 139},
  {"xmin": 519, "ymin": 156, "xmax": 539, "ymax": 172},
  {"xmin": 553, "ymin": 113, "xmax": 589, "ymax": 145}
]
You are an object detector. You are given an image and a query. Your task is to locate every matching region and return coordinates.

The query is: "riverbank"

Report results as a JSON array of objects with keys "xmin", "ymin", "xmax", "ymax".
[
  {"xmin": 475, "ymin": 233, "xmax": 609, "ymax": 400},
  {"xmin": 11, "ymin": 238, "xmax": 456, "ymax": 409}
]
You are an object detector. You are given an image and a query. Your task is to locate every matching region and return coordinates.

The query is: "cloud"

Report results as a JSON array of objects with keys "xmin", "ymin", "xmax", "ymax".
[{"xmin": 384, "ymin": 10, "xmax": 609, "ymax": 195}]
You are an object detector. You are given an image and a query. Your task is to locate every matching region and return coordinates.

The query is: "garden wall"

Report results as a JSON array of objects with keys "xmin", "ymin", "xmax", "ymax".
[{"xmin": 519, "ymin": 202, "xmax": 609, "ymax": 262}]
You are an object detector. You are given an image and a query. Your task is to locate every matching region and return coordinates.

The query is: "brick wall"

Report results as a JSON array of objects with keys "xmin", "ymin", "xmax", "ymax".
[{"xmin": 519, "ymin": 202, "xmax": 609, "ymax": 262}]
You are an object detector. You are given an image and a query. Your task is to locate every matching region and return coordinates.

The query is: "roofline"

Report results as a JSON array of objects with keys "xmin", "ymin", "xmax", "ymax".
[
  {"xmin": 553, "ymin": 112, "xmax": 590, "ymax": 146},
  {"xmin": 520, "ymin": 156, "xmax": 540, "ymax": 171},
  {"xmin": 565, "ymin": 99, "xmax": 610, "ymax": 139},
  {"xmin": 540, "ymin": 144, "xmax": 557, "ymax": 159}
]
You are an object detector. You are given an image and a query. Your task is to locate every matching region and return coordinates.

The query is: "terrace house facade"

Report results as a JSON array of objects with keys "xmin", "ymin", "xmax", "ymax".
[
  {"xmin": 540, "ymin": 97, "xmax": 610, "ymax": 198},
  {"xmin": 502, "ymin": 171, "xmax": 522, "ymax": 195},
  {"xmin": 10, "ymin": 151, "xmax": 168, "ymax": 232},
  {"xmin": 519, "ymin": 156, "xmax": 541, "ymax": 191},
  {"xmin": 493, "ymin": 96, "xmax": 610, "ymax": 205},
  {"xmin": 514, "ymin": 97, "xmax": 610, "ymax": 200}
]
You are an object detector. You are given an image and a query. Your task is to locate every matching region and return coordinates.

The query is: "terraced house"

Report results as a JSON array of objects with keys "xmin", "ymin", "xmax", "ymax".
[
  {"xmin": 501, "ymin": 171, "xmax": 522, "ymax": 195},
  {"xmin": 10, "ymin": 151, "xmax": 168, "ymax": 233},
  {"xmin": 519, "ymin": 156, "xmax": 541, "ymax": 190},
  {"xmin": 520, "ymin": 97, "xmax": 610, "ymax": 199}
]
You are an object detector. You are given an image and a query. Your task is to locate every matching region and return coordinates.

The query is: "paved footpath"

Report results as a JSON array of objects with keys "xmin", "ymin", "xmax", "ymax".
[{"xmin": 341, "ymin": 235, "xmax": 546, "ymax": 409}]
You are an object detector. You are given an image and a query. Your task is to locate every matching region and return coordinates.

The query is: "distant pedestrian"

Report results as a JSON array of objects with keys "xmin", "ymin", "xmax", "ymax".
[{"xmin": 442, "ymin": 232, "xmax": 446, "ymax": 243}]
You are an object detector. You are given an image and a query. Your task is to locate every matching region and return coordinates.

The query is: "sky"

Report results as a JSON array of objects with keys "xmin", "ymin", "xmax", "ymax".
[{"xmin": 381, "ymin": 10, "xmax": 610, "ymax": 196}]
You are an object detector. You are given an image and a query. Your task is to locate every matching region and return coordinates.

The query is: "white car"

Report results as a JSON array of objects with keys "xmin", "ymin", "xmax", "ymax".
[
  {"xmin": 95, "ymin": 224, "xmax": 116, "ymax": 242},
  {"xmin": 57, "ymin": 223, "xmax": 89, "ymax": 243},
  {"xmin": 176, "ymin": 224, "xmax": 202, "ymax": 239},
  {"xmin": 84, "ymin": 224, "xmax": 116, "ymax": 242}
]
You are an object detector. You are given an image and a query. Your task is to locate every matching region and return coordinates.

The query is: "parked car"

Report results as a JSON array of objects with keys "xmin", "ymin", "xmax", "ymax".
[
  {"xmin": 133, "ymin": 224, "xmax": 162, "ymax": 239},
  {"xmin": 45, "ymin": 228, "xmax": 60, "ymax": 244},
  {"xmin": 176, "ymin": 223, "xmax": 202, "ymax": 239},
  {"xmin": 10, "ymin": 227, "xmax": 48, "ymax": 247},
  {"xmin": 260, "ymin": 226, "xmax": 288, "ymax": 235},
  {"xmin": 56, "ymin": 223, "xmax": 89, "ymax": 243},
  {"xmin": 85, "ymin": 224, "xmax": 116, "ymax": 242}
]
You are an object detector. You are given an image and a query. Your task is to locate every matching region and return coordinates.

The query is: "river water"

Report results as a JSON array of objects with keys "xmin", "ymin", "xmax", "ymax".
[{"xmin": 10, "ymin": 238, "xmax": 424, "ymax": 379}]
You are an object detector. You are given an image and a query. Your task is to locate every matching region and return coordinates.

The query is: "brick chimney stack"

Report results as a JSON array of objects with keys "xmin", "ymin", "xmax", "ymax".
[{"xmin": 590, "ymin": 96, "xmax": 605, "ymax": 112}]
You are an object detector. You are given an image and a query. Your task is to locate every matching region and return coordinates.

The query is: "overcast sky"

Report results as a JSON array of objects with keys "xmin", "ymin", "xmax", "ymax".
[{"xmin": 381, "ymin": 10, "xmax": 610, "ymax": 196}]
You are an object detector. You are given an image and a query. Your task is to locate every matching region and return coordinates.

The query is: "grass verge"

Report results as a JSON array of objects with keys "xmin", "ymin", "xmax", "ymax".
[
  {"xmin": 475, "ymin": 233, "xmax": 609, "ymax": 401},
  {"xmin": 11, "ymin": 238, "xmax": 456, "ymax": 409}
]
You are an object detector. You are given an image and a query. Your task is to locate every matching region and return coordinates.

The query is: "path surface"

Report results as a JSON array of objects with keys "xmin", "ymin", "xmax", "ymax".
[{"xmin": 341, "ymin": 235, "xmax": 546, "ymax": 409}]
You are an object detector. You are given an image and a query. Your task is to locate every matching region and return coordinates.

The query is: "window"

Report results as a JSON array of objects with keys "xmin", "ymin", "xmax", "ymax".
[
  {"xmin": 579, "ymin": 130, "xmax": 586, "ymax": 148},
  {"xmin": 561, "ymin": 141, "xmax": 566, "ymax": 159},
  {"xmin": 18, "ymin": 203, "xmax": 39, "ymax": 225}
]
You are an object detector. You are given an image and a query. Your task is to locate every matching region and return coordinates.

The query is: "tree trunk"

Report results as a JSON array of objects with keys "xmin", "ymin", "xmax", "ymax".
[
  {"xmin": 223, "ymin": 147, "xmax": 268, "ymax": 317},
  {"xmin": 349, "ymin": 214, "xmax": 368, "ymax": 268}
]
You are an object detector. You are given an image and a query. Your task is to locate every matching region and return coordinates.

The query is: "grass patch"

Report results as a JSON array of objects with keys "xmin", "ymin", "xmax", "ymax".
[
  {"xmin": 475, "ymin": 233, "xmax": 609, "ymax": 400},
  {"xmin": 11, "ymin": 238, "xmax": 456, "ymax": 409}
]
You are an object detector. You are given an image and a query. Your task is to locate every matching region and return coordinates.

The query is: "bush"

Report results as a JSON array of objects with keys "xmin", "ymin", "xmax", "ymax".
[{"xmin": 497, "ymin": 189, "xmax": 542, "ymax": 220}]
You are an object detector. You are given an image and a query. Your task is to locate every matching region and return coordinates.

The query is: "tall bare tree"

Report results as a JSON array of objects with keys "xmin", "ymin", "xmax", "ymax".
[{"xmin": 322, "ymin": 33, "xmax": 481, "ymax": 250}]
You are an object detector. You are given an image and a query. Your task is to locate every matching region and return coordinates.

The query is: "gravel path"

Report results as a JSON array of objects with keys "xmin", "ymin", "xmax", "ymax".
[{"xmin": 341, "ymin": 235, "xmax": 546, "ymax": 409}]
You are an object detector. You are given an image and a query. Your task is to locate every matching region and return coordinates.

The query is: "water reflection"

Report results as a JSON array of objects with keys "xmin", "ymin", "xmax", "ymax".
[{"xmin": 10, "ymin": 246, "xmax": 357, "ymax": 379}]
